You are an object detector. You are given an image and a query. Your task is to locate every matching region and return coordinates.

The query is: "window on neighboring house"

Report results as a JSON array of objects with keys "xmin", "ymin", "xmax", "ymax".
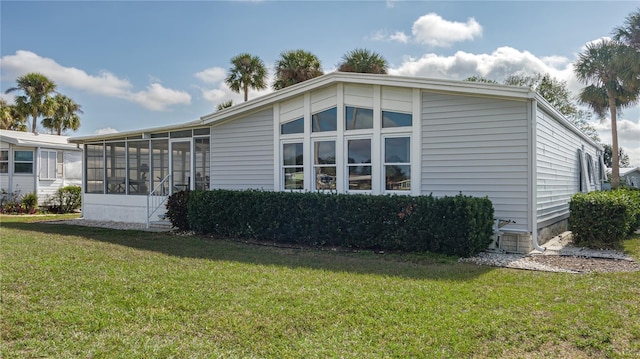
[
  {"xmin": 347, "ymin": 138, "xmax": 371, "ymax": 190},
  {"xmin": 14, "ymin": 150, "xmax": 33, "ymax": 174},
  {"xmin": 283, "ymin": 142, "xmax": 304, "ymax": 190},
  {"xmin": 151, "ymin": 140, "xmax": 169, "ymax": 195},
  {"xmin": 313, "ymin": 140, "xmax": 336, "ymax": 191},
  {"xmin": 86, "ymin": 144, "xmax": 105, "ymax": 193},
  {"xmin": 382, "ymin": 111, "xmax": 412, "ymax": 128},
  {"xmin": 128, "ymin": 140, "xmax": 150, "ymax": 195},
  {"xmin": 194, "ymin": 137, "xmax": 210, "ymax": 191},
  {"xmin": 40, "ymin": 150, "xmax": 58, "ymax": 179},
  {"xmin": 0, "ymin": 150, "xmax": 8, "ymax": 173},
  {"xmin": 312, "ymin": 107, "xmax": 337, "ymax": 132},
  {"xmin": 345, "ymin": 106, "xmax": 373, "ymax": 130},
  {"xmin": 384, "ymin": 137, "xmax": 411, "ymax": 191},
  {"xmin": 281, "ymin": 118, "xmax": 304, "ymax": 135}
]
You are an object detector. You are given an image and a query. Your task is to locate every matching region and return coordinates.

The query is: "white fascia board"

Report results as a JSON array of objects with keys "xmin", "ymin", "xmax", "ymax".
[
  {"xmin": 68, "ymin": 119, "xmax": 203, "ymax": 144},
  {"xmin": 199, "ymin": 72, "xmax": 535, "ymax": 126},
  {"xmin": 534, "ymin": 93, "xmax": 602, "ymax": 149}
]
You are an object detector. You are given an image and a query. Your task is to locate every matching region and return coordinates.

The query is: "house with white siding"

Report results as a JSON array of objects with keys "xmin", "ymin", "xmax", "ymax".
[
  {"xmin": 69, "ymin": 73, "xmax": 604, "ymax": 253},
  {"xmin": 1, "ymin": 129, "xmax": 83, "ymax": 204}
]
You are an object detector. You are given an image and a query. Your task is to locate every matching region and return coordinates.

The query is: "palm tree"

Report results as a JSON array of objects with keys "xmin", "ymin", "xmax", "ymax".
[
  {"xmin": 225, "ymin": 53, "xmax": 267, "ymax": 102},
  {"xmin": 0, "ymin": 99, "xmax": 27, "ymax": 131},
  {"xmin": 337, "ymin": 48, "xmax": 388, "ymax": 74},
  {"xmin": 613, "ymin": 8, "xmax": 640, "ymax": 50},
  {"xmin": 42, "ymin": 94, "xmax": 82, "ymax": 135},
  {"xmin": 273, "ymin": 49, "xmax": 323, "ymax": 90},
  {"xmin": 5, "ymin": 73, "xmax": 57, "ymax": 133},
  {"xmin": 574, "ymin": 39, "xmax": 640, "ymax": 188}
]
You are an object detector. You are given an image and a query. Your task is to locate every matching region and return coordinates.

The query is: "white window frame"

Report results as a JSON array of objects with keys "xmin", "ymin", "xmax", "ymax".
[
  {"xmin": 345, "ymin": 135, "xmax": 373, "ymax": 193},
  {"xmin": 312, "ymin": 138, "xmax": 337, "ymax": 192},
  {"xmin": 281, "ymin": 140, "xmax": 305, "ymax": 191},
  {"xmin": 382, "ymin": 135, "xmax": 412, "ymax": 193},
  {"xmin": 14, "ymin": 150, "xmax": 34, "ymax": 174},
  {"xmin": 40, "ymin": 150, "xmax": 58, "ymax": 180}
]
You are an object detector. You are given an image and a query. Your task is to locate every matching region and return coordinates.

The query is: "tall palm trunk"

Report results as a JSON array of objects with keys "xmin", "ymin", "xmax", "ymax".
[
  {"xmin": 31, "ymin": 109, "xmax": 38, "ymax": 133},
  {"xmin": 608, "ymin": 94, "xmax": 620, "ymax": 188}
]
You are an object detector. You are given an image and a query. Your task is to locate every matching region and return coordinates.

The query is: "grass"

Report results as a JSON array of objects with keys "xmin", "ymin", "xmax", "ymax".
[{"xmin": 1, "ymin": 214, "xmax": 639, "ymax": 358}]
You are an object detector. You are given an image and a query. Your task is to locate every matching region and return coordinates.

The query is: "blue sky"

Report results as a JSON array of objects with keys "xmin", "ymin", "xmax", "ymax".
[{"xmin": 1, "ymin": 1, "xmax": 639, "ymax": 166}]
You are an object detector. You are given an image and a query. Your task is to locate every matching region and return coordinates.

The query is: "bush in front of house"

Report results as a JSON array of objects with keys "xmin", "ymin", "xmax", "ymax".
[
  {"xmin": 569, "ymin": 189, "xmax": 640, "ymax": 248},
  {"xmin": 181, "ymin": 189, "xmax": 494, "ymax": 257},
  {"xmin": 166, "ymin": 190, "xmax": 190, "ymax": 231},
  {"xmin": 46, "ymin": 185, "xmax": 82, "ymax": 214},
  {"xmin": 21, "ymin": 192, "xmax": 38, "ymax": 214}
]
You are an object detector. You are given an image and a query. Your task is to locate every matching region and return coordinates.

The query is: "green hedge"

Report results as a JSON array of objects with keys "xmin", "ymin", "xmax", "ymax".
[
  {"xmin": 569, "ymin": 188, "xmax": 640, "ymax": 248},
  {"xmin": 181, "ymin": 190, "xmax": 494, "ymax": 257}
]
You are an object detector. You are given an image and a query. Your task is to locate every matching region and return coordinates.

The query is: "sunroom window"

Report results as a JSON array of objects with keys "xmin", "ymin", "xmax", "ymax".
[
  {"xmin": 86, "ymin": 144, "xmax": 104, "ymax": 193},
  {"xmin": 283, "ymin": 142, "xmax": 304, "ymax": 190},
  {"xmin": 312, "ymin": 107, "xmax": 337, "ymax": 132},
  {"xmin": 347, "ymin": 138, "xmax": 372, "ymax": 190},
  {"xmin": 313, "ymin": 140, "xmax": 336, "ymax": 191},
  {"xmin": 281, "ymin": 118, "xmax": 304, "ymax": 135},
  {"xmin": 384, "ymin": 137, "xmax": 411, "ymax": 191},
  {"xmin": 345, "ymin": 106, "xmax": 373, "ymax": 130},
  {"xmin": 382, "ymin": 111, "xmax": 412, "ymax": 128}
]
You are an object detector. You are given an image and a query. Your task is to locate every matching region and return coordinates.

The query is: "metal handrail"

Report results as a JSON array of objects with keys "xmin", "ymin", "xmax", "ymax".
[{"xmin": 146, "ymin": 174, "xmax": 171, "ymax": 228}]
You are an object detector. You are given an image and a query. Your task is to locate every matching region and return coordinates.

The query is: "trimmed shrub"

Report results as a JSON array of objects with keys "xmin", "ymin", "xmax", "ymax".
[
  {"xmin": 187, "ymin": 190, "xmax": 494, "ymax": 257},
  {"xmin": 166, "ymin": 190, "xmax": 190, "ymax": 231},
  {"xmin": 569, "ymin": 189, "xmax": 638, "ymax": 248},
  {"xmin": 48, "ymin": 186, "xmax": 82, "ymax": 214}
]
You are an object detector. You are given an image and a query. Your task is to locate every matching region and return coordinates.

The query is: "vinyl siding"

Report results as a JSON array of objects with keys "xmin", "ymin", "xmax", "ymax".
[
  {"xmin": 535, "ymin": 108, "xmax": 600, "ymax": 226},
  {"xmin": 211, "ymin": 108, "xmax": 274, "ymax": 190},
  {"xmin": 421, "ymin": 92, "xmax": 530, "ymax": 231}
]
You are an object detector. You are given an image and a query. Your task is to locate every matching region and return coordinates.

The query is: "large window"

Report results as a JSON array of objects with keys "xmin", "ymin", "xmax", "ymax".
[
  {"xmin": 347, "ymin": 138, "xmax": 372, "ymax": 190},
  {"xmin": 345, "ymin": 107, "xmax": 373, "ymax": 130},
  {"xmin": 14, "ymin": 150, "xmax": 33, "ymax": 174},
  {"xmin": 312, "ymin": 107, "xmax": 337, "ymax": 132},
  {"xmin": 0, "ymin": 150, "xmax": 8, "ymax": 173},
  {"xmin": 86, "ymin": 144, "xmax": 104, "ymax": 193},
  {"xmin": 313, "ymin": 140, "xmax": 336, "ymax": 191},
  {"xmin": 283, "ymin": 142, "xmax": 304, "ymax": 190},
  {"xmin": 106, "ymin": 142, "xmax": 126, "ymax": 194},
  {"xmin": 40, "ymin": 150, "xmax": 58, "ymax": 179},
  {"xmin": 128, "ymin": 141, "xmax": 150, "ymax": 195},
  {"xmin": 384, "ymin": 137, "xmax": 411, "ymax": 191}
]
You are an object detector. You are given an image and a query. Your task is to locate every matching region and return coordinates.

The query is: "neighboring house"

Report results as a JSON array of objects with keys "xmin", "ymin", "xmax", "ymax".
[
  {"xmin": 69, "ymin": 73, "xmax": 604, "ymax": 253},
  {"xmin": 618, "ymin": 167, "xmax": 640, "ymax": 189},
  {"xmin": 1, "ymin": 129, "xmax": 83, "ymax": 204}
]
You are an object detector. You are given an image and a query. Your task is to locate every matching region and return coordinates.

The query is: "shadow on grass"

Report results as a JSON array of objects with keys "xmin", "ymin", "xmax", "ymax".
[{"xmin": 3, "ymin": 219, "xmax": 496, "ymax": 281}]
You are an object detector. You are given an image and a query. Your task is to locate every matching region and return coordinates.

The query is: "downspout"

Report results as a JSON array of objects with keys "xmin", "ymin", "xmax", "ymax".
[{"xmin": 530, "ymin": 97, "xmax": 545, "ymax": 252}]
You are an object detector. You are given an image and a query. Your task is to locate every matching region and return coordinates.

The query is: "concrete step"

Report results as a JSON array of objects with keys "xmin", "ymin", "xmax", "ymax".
[{"xmin": 148, "ymin": 220, "xmax": 172, "ymax": 230}]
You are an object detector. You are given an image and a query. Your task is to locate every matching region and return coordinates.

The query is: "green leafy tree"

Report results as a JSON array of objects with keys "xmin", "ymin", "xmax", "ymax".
[
  {"xmin": 42, "ymin": 94, "xmax": 82, "ymax": 135},
  {"xmin": 574, "ymin": 39, "xmax": 640, "ymax": 188},
  {"xmin": 273, "ymin": 49, "xmax": 323, "ymax": 90},
  {"xmin": 216, "ymin": 100, "xmax": 233, "ymax": 111},
  {"xmin": 4, "ymin": 73, "xmax": 57, "ymax": 133},
  {"xmin": 603, "ymin": 144, "xmax": 631, "ymax": 168},
  {"xmin": 225, "ymin": 53, "xmax": 267, "ymax": 102},
  {"xmin": 337, "ymin": 48, "xmax": 388, "ymax": 74},
  {"xmin": 505, "ymin": 74, "xmax": 578, "ymax": 117},
  {"xmin": 0, "ymin": 98, "xmax": 27, "ymax": 131}
]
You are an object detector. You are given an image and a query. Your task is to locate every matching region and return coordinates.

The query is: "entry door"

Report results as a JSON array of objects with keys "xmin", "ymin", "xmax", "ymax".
[{"xmin": 170, "ymin": 140, "xmax": 192, "ymax": 194}]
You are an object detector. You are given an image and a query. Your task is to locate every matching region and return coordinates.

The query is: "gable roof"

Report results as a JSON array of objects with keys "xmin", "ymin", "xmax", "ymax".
[
  {"xmin": 1, "ymin": 129, "xmax": 80, "ymax": 151},
  {"xmin": 69, "ymin": 72, "xmax": 599, "ymax": 148}
]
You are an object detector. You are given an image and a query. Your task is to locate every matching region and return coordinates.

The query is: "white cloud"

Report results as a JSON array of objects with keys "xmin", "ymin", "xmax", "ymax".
[
  {"xmin": 0, "ymin": 50, "xmax": 191, "ymax": 111},
  {"xmin": 373, "ymin": 13, "xmax": 481, "ymax": 47},
  {"xmin": 94, "ymin": 127, "xmax": 119, "ymax": 135},
  {"xmin": 412, "ymin": 13, "xmax": 482, "ymax": 47},
  {"xmin": 389, "ymin": 46, "xmax": 572, "ymax": 83},
  {"xmin": 195, "ymin": 67, "xmax": 227, "ymax": 84},
  {"xmin": 594, "ymin": 119, "xmax": 640, "ymax": 167}
]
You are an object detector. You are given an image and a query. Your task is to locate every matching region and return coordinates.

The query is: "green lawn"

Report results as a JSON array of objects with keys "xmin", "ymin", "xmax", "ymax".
[{"xmin": 1, "ymin": 215, "xmax": 639, "ymax": 358}]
